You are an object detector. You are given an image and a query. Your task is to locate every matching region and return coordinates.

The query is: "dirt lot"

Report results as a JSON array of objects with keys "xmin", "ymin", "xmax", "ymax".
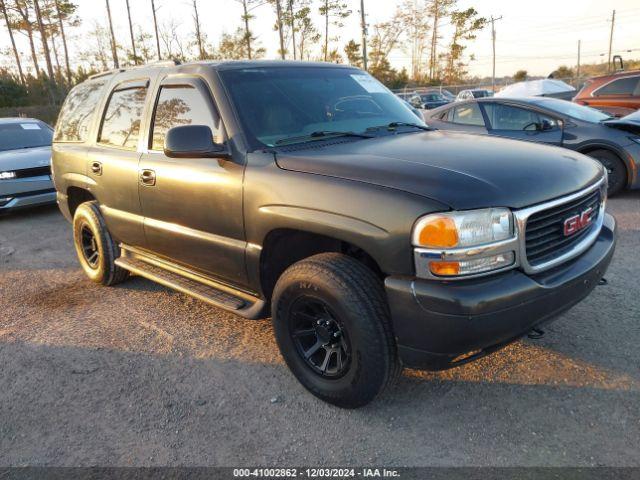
[{"xmin": 0, "ymin": 192, "xmax": 639, "ymax": 467}]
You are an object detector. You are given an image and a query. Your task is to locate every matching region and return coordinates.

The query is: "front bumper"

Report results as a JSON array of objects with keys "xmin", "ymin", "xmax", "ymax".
[
  {"xmin": 385, "ymin": 213, "xmax": 616, "ymax": 371},
  {"xmin": 0, "ymin": 176, "xmax": 56, "ymax": 212}
]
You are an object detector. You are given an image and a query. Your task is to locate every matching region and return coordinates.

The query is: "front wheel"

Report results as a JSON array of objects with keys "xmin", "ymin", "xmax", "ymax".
[
  {"xmin": 72, "ymin": 201, "xmax": 129, "ymax": 286},
  {"xmin": 272, "ymin": 253, "xmax": 400, "ymax": 408},
  {"xmin": 587, "ymin": 149, "xmax": 626, "ymax": 196}
]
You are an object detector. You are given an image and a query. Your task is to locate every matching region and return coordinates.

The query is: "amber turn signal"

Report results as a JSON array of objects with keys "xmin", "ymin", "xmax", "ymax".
[
  {"xmin": 429, "ymin": 261, "xmax": 461, "ymax": 276},
  {"xmin": 417, "ymin": 216, "xmax": 459, "ymax": 248}
]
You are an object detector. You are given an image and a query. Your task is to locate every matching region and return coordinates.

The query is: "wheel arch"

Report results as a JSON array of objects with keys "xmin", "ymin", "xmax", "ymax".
[
  {"xmin": 67, "ymin": 186, "xmax": 96, "ymax": 217},
  {"xmin": 577, "ymin": 143, "xmax": 633, "ymax": 186}
]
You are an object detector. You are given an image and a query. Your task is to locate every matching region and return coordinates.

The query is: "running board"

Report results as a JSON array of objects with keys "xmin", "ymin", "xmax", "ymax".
[{"xmin": 115, "ymin": 246, "xmax": 267, "ymax": 319}]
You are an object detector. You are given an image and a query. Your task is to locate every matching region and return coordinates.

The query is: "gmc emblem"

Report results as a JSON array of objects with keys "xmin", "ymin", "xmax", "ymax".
[{"xmin": 563, "ymin": 207, "xmax": 594, "ymax": 236}]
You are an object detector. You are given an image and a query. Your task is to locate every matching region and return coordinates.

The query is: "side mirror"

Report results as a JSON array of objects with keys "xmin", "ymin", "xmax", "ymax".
[{"xmin": 164, "ymin": 125, "xmax": 229, "ymax": 159}]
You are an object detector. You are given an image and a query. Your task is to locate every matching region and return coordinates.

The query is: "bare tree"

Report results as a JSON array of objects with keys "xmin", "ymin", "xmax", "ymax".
[
  {"xmin": 318, "ymin": 0, "xmax": 350, "ymax": 62},
  {"xmin": 125, "ymin": 0, "xmax": 138, "ymax": 64},
  {"xmin": 426, "ymin": 0, "xmax": 456, "ymax": 80},
  {"xmin": 9, "ymin": 0, "xmax": 42, "ymax": 77},
  {"xmin": 53, "ymin": 0, "xmax": 72, "ymax": 82},
  {"xmin": 235, "ymin": 0, "xmax": 263, "ymax": 60},
  {"xmin": 399, "ymin": 0, "xmax": 430, "ymax": 81},
  {"xmin": 192, "ymin": 0, "xmax": 204, "ymax": 60},
  {"xmin": 150, "ymin": 0, "xmax": 161, "ymax": 60},
  {"xmin": 33, "ymin": 0, "xmax": 54, "ymax": 77},
  {"xmin": 273, "ymin": 0, "xmax": 285, "ymax": 59},
  {"xmin": 0, "ymin": 0, "xmax": 25, "ymax": 83},
  {"xmin": 104, "ymin": 0, "xmax": 118, "ymax": 68}
]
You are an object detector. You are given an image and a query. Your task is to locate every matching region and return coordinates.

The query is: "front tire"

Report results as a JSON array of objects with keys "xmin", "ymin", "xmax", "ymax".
[
  {"xmin": 272, "ymin": 253, "xmax": 399, "ymax": 408},
  {"xmin": 72, "ymin": 201, "xmax": 129, "ymax": 286},
  {"xmin": 587, "ymin": 149, "xmax": 626, "ymax": 196}
]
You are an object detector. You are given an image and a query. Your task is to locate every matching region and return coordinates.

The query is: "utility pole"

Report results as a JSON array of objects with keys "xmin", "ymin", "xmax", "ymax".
[
  {"xmin": 490, "ymin": 15, "xmax": 502, "ymax": 93},
  {"xmin": 125, "ymin": 0, "xmax": 138, "ymax": 64},
  {"xmin": 105, "ymin": 0, "xmax": 119, "ymax": 68},
  {"xmin": 360, "ymin": 0, "xmax": 368, "ymax": 70},
  {"xmin": 576, "ymin": 39, "xmax": 581, "ymax": 87},
  {"xmin": 151, "ymin": 0, "xmax": 161, "ymax": 60},
  {"xmin": 607, "ymin": 9, "xmax": 615, "ymax": 72}
]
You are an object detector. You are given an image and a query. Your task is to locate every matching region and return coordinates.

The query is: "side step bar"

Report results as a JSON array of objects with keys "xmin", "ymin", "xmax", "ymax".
[{"xmin": 115, "ymin": 246, "xmax": 267, "ymax": 319}]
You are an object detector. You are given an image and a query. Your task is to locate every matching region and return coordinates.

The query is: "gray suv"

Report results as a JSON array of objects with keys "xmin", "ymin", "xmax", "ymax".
[{"xmin": 52, "ymin": 61, "xmax": 616, "ymax": 407}]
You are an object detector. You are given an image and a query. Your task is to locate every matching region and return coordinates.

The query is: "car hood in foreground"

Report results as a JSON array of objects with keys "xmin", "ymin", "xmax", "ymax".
[
  {"xmin": 0, "ymin": 146, "xmax": 52, "ymax": 171},
  {"xmin": 275, "ymin": 131, "xmax": 603, "ymax": 210}
]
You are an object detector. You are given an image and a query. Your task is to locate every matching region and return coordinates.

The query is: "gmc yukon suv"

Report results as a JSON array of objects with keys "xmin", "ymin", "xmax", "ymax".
[{"xmin": 52, "ymin": 61, "xmax": 616, "ymax": 408}]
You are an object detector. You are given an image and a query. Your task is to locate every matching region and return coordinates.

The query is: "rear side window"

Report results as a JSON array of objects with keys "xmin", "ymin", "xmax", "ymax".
[
  {"xmin": 450, "ymin": 104, "xmax": 485, "ymax": 126},
  {"xmin": 54, "ymin": 80, "xmax": 107, "ymax": 142},
  {"xmin": 150, "ymin": 85, "xmax": 222, "ymax": 151},
  {"xmin": 595, "ymin": 76, "xmax": 639, "ymax": 96},
  {"xmin": 98, "ymin": 85, "xmax": 148, "ymax": 150}
]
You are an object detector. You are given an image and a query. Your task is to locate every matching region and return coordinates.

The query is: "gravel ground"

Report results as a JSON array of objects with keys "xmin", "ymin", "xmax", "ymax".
[{"xmin": 0, "ymin": 192, "xmax": 639, "ymax": 467}]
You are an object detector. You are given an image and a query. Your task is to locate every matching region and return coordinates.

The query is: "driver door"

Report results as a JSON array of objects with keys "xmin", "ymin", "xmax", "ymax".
[
  {"xmin": 482, "ymin": 102, "xmax": 563, "ymax": 145},
  {"xmin": 138, "ymin": 76, "xmax": 247, "ymax": 286}
]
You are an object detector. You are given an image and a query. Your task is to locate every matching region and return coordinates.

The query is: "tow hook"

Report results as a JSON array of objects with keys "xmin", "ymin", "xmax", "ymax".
[
  {"xmin": 527, "ymin": 328, "xmax": 545, "ymax": 340},
  {"xmin": 598, "ymin": 277, "xmax": 608, "ymax": 286}
]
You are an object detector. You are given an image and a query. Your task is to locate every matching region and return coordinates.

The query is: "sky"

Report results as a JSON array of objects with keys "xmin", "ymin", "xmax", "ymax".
[{"xmin": 1, "ymin": 0, "xmax": 639, "ymax": 81}]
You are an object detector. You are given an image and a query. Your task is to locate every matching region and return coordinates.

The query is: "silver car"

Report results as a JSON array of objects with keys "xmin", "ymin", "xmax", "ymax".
[{"xmin": 0, "ymin": 118, "xmax": 55, "ymax": 212}]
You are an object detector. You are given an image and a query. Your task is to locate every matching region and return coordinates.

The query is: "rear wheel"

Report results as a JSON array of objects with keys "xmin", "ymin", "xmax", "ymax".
[
  {"xmin": 72, "ymin": 201, "xmax": 129, "ymax": 286},
  {"xmin": 272, "ymin": 253, "xmax": 400, "ymax": 408},
  {"xmin": 587, "ymin": 149, "xmax": 626, "ymax": 196}
]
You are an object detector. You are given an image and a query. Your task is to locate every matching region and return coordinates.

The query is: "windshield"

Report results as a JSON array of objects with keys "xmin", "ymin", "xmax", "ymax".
[
  {"xmin": 534, "ymin": 98, "xmax": 611, "ymax": 123},
  {"xmin": 421, "ymin": 94, "xmax": 445, "ymax": 102},
  {"xmin": 219, "ymin": 66, "xmax": 424, "ymax": 147},
  {"xmin": 0, "ymin": 122, "xmax": 53, "ymax": 152}
]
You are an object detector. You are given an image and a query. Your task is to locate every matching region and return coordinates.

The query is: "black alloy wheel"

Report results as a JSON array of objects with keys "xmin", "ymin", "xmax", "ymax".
[{"xmin": 289, "ymin": 297, "xmax": 351, "ymax": 378}]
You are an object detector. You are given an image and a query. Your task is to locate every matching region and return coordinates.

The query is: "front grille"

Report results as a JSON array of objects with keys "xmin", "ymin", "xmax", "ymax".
[
  {"xmin": 14, "ymin": 166, "xmax": 51, "ymax": 178},
  {"xmin": 525, "ymin": 189, "xmax": 601, "ymax": 266}
]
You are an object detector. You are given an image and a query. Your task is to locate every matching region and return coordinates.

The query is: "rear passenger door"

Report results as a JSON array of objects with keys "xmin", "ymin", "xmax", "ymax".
[
  {"xmin": 482, "ymin": 102, "xmax": 563, "ymax": 145},
  {"xmin": 435, "ymin": 103, "xmax": 488, "ymax": 134},
  {"xmin": 87, "ymin": 78, "xmax": 150, "ymax": 247},
  {"xmin": 138, "ymin": 76, "xmax": 247, "ymax": 286}
]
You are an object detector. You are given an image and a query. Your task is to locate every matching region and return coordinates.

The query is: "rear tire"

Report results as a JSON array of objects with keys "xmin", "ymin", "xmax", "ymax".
[
  {"xmin": 272, "ymin": 253, "xmax": 400, "ymax": 408},
  {"xmin": 72, "ymin": 201, "xmax": 129, "ymax": 286},
  {"xmin": 587, "ymin": 149, "xmax": 626, "ymax": 196}
]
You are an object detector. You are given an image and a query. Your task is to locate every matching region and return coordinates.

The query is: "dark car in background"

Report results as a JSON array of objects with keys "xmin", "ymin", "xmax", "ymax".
[
  {"xmin": 425, "ymin": 97, "xmax": 640, "ymax": 195},
  {"xmin": 409, "ymin": 92, "xmax": 450, "ymax": 110},
  {"xmin": 0, "ymin": 118, "xmax": 55, "ymax": 212},
  {"xmin": 573, "ymin": 70, "xmax": 640, "ymax": 117}
]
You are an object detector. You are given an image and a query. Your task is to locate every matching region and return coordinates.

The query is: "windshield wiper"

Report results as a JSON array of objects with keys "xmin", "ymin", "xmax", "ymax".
[
  {"xmin": 367, "ymin": 122, "xmax": 433, "ymax": 132},
  {"xmin": 274, "ymin": 130, "xmax": 374, "ymax": 146}
]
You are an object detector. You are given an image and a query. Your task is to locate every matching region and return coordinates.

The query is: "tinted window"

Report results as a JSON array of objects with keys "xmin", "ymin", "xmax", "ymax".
[
  {"xmin": 54, "ymin": 79, "xmax": 107, "ymax": 142},
  {"xmin": 484, "ymin": 103, "xmax": 558, "ymax": 131},
  {"xmin": 151, "ymin": 85, "xmax": 222, "ymax": 151},
  {"xmin": 0, "ymin": 122, "xmax": 53, "ymax": 152},
  {"xmin": 219, "ymin": 67, "xmax": 421, "ymax": 147},
  {"xmin": 595, "ymin": 76, "xmax": 639, "ymax": 96},
  {"xmin": 451, "ymin": 104, "xmax": 485, "ymax": 126},
  {"xmin": 98, "ymin": 86, "xmax": 147, "ymax": 149}
]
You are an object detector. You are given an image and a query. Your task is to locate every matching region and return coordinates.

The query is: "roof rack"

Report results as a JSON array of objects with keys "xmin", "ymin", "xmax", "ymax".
[{"xmin": 87, "ymin": 59, "xmax": 182, "ymax": 80}]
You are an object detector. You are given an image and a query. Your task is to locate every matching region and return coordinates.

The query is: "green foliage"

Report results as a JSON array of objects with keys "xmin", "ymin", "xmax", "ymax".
[
  {"xmin": 343, "ymin": 39, "xmax": 362, "ymax": 67},
  {"xmin": 0, "ymin": 70, "xmax": 28, "ymax": 107}
]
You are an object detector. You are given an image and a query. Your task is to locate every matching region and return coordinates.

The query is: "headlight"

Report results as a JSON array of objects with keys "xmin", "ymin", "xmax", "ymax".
[
  {"xmin": 412, "ymin": 208, "xmax": 513, "ymax": 248},
  {"xmin": 0, "ymin": 171, "xmax": 17, "ymax": 180},
  {"xmin": 412, "ymin": 208, "xmax": 517, "ymax": 279}
]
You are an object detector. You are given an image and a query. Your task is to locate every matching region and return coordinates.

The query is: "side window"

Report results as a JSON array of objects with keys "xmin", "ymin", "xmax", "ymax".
[
  {"xmin": 595, "ymin": 76, "xmax": 639, "ymax": 96},
  {"xmin": 150, "ymin": 85, "xmax": 222, "ymax": 151},
  {"xmin": 484, "ymin": 103, "xmax": 542, "ymax": 131},
  {"xmin": 98, "ymin": 85, "xmax": 147, "ymax": 149},
  {"xmin": 451, "ymin": 103, "xmax": 485, "ymax": 126},
  {"xmin": 54, "ymin": 79, "xmax": 107, "ymax": 142}
]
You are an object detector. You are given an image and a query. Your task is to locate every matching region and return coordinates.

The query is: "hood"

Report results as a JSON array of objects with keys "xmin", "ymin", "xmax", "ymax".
[
  {"xmin": 275, "ymin": 131, "xmax": 603, "ymax": 210},
  {"xmin": 603, "ymin": 110, "xmax": 640, "ymax": 134},
  {"xmin": 0, "ymin": 146, "xmax": 51, "ymax": 172}
]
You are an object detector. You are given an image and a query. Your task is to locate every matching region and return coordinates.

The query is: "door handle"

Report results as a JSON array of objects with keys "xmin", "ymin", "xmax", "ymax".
[
  {"xmin": 140, "ymin": 169, "xmax": 156, "ymax": 186},
  {"xmin": 90, "ymin": 161, "xmax": 102, "ymax": 175}
]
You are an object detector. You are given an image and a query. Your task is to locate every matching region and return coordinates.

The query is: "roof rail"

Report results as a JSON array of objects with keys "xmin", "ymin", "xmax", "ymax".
[{"xmin": 87, "ymin": 59, "xmax": 181, "ymax": 80}]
